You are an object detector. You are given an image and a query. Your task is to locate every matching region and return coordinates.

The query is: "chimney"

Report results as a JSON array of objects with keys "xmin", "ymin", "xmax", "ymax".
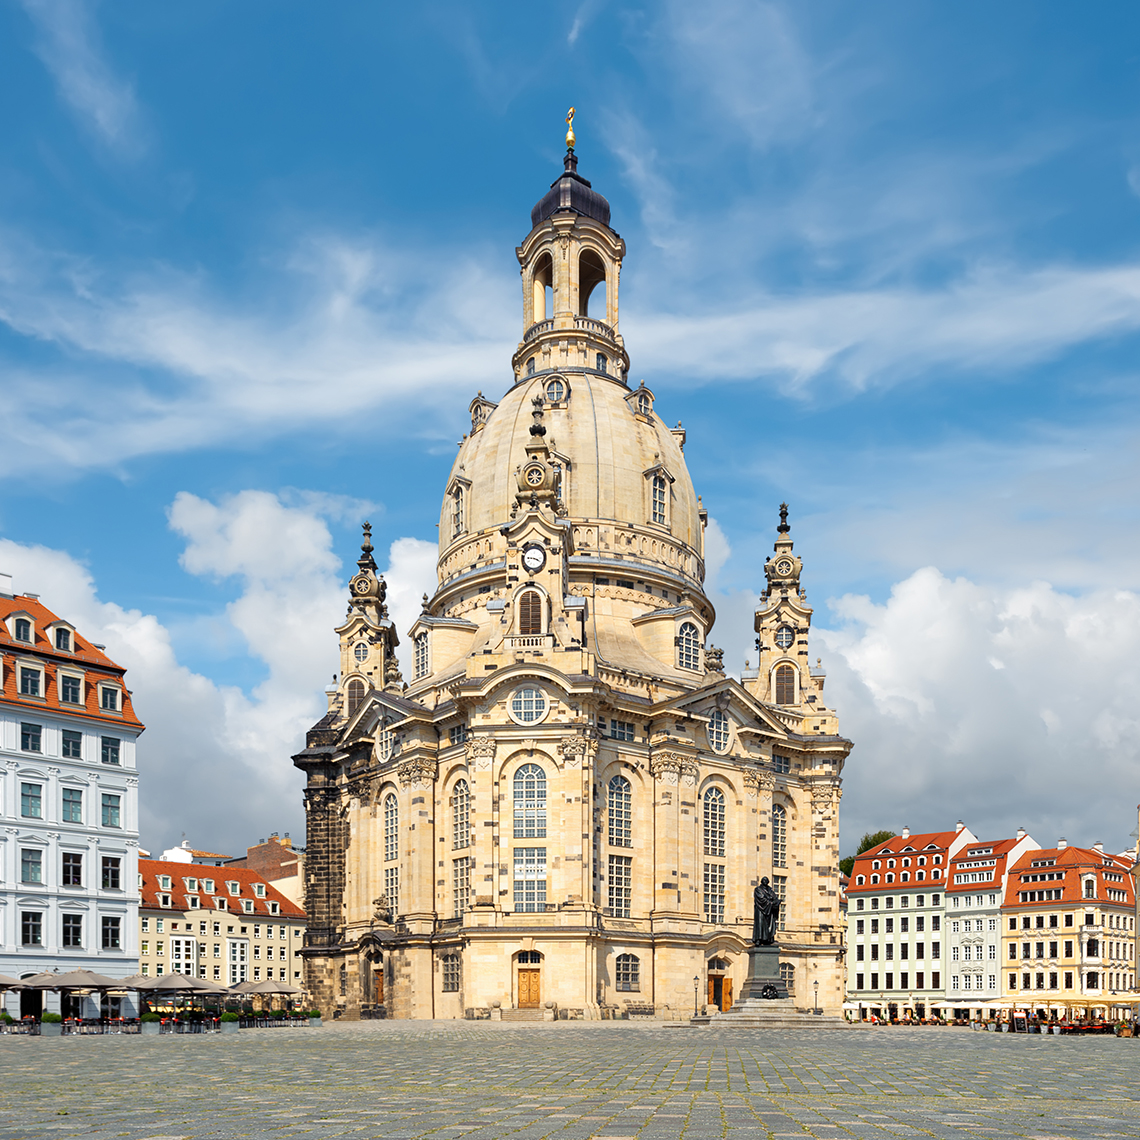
[
  {"xmin": 955, "ymin": 820, "xmax": 965, "ymax": 833},
  {"xmin": 282, "ymin": 833, "xmax": 292, "ymax": 848},
  {"xmin": 0, "ymin": 572, "xmax": 12, "ymax": 597},
  {"xmin": 1093, "ymin": 841, "xmax": 1104, "ymax": 855},
  {"xmin": 1058, "ymin": 838, "xmax": 1067, "ymax": 850},
  {"xmin": 901, "ymin": 826, "xmax": 910, "ymax": 839},
  {"xmin": 1016, "ymin": 827, "xmax": 1025, "ymax": 840}
]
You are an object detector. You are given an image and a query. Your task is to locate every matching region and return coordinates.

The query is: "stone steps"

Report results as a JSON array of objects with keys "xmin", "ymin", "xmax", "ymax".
[{"xmin": 500, "ymin": 1008, "xmax": 545, "ymax": 1021}]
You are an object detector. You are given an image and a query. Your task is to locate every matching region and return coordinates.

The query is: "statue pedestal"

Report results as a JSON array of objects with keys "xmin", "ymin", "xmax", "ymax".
[{"xmin": 738, "ymin": 944, "xmax": 787, "ymax": 1000}]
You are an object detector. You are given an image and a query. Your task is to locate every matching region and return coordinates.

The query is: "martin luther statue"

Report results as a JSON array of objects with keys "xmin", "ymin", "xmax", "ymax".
[{"xmin": 752, "ymin": 877, "xmax": 780, "ymax": 946}]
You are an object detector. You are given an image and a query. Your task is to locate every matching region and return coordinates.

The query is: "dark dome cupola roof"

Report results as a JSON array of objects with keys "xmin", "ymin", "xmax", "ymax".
[{"xmin": 530, "ymin": 149, "xmax": 611, "ymax": 229}]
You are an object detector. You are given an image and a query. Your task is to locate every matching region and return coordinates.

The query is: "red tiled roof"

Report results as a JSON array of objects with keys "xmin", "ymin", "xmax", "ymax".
[
  {"xmin": 846, "ymin": 829, "xmax": 965, "ymax": 894},
  {"xmin": 946, "ymin": 836, "xmax": 1025, "ymax": 894},
  {"xmin": 0, "ymin": 594, "xmax": 144, "ymax": 731},
  {"xmin": 1001, "ymin": 846, "xmax": 1135, "ymax": 909},
  {"xmin": 139, "ymin": 859, "xmax": 305, "ymax": 920}
]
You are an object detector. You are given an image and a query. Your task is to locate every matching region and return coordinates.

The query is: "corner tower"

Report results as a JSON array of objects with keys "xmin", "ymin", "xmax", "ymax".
[{"xmin": 296, "ymin": 116, "xmax": 852, "ymax": 1025}]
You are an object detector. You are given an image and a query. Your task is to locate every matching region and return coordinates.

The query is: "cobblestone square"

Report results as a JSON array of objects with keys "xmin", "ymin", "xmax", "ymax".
[{"xmin": 1, "ymin": 1022, "xmax": 1138, "ymax": 1140}]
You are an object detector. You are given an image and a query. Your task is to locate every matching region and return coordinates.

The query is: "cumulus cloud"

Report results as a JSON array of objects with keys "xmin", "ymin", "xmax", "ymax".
[
  {"xmin": 818, "ymin": 568, "xmax": 1140, "ymax": 856},
  {"xmin": 18, "ymin": 0, "xmax": 145, "ymax": 154},
  {"xmin": 2, "ymin": 491, "xmax": 442, "ymax": 856}
]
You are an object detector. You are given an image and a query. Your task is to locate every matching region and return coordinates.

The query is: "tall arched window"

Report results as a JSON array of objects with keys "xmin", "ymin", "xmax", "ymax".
[
  {"xmin": 518, "ymin": 590, "xmax": 543, "ymax": 636},
  {"xmin": 677, "ymin": 622, "xmax": 700, "ymax": 670},
  {"xmin": 775, "ymin": 663, "xmax": 795, "ymax": 704},
  {"xmin": 615, "ymin": 953, "xmax": 640, "ymax": 991},
  {"xmin": 651, "ymin": 474, "xmax": 667, "ymax": 525},
  {"xmin": 513, "ymin": 763, "xmax": 547, "ymax": 839},
  {"xmin": 451, "ymin": 779, "xmax": 470, "ymax": 850},
  {"xmin": 707, "ymin": 709, "xmax": 729, "ymax": 753},
  {"xmin": 452, "ymin": 487, "xmax": 464, "ymax": 538},
  {"xmin": 608, "ymin": 775, "xmax": 631, "ymax": 847},
  {"xmin": 703, "ymin": 786, "xmax": 725, "ymax": 857},
  {"xmin": 414, "ymin": 632, "xmax": 429, "ymax": 679},
  {"xmin": 384, "ymin": 793, "xmax": 398, "ymax": 862},
  {"xmin": 347, "ymin": 678, "xmax": 364, "ymax": 717},
  {"xmin": 771, "ymin": 803, "xmax": 787, "ymax": 868}
]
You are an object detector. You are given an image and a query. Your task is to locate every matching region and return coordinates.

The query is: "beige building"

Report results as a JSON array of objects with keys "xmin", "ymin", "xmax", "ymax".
[{"xmin": 295, "ymin": 134, "xmax": 852, "ymax": 1020}]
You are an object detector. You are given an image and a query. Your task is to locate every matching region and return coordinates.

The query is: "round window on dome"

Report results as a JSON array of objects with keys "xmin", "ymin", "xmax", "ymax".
[
  {"xmin": 354, "ymin": 642, "xmax": 368, "ymax": 662},
  {"xmin": 509, "ymin": 687, "xmax": 547, "ymax": 725},
  {"xmin": 546, "ymin": 378, "xmax": 565, "ymax": 402},
  {"xmin": 707, "ymin": 709, "xmax": 730, "ymax": 753},
  {"xmin": 775, "ymin": 625, "xmax": 794, "ymax": 650},
  {"xmin": 525, "ymin": 465, "xmax": 545, "ymax": 487}
]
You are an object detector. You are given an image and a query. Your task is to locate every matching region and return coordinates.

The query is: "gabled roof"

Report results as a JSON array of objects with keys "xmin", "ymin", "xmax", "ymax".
[
  {"xmin": 1001, "ymin": 846, "xmax": 1136, "ymax": 909},
  {"xmin": 139, "ymin": 859, "xmax": 305, "ymax": 919}
]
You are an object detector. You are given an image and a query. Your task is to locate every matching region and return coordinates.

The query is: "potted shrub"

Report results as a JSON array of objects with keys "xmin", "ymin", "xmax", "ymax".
[
  {"xmin": 309, "ymin": 1008, "xmax": 322, "ymax": 1027},
  {"xmin": 40, "ymin": 1011, "xmax": 63, "ymax": 1037},
  {"xmin": 219, "ymin": 1011, "xmax": 240, "ymax": 1035}
]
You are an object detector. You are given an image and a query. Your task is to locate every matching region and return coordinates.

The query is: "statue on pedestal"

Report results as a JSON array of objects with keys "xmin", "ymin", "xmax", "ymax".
[{"xmin": 752, "ymin": 877, "xmax": 780, "ymax": 946}]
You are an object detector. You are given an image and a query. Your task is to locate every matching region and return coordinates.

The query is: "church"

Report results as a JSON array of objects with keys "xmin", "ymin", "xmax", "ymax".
[{"xmin": 294, "ymin": 120, "xmax": 852, "ymax": 1020}]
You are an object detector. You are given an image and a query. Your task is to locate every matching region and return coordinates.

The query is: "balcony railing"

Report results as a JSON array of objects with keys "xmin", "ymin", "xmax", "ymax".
[
  {"xmin": 506, "ymin": 635, "xmax": 553, "ymax": 651},
  {"xmin": 574, "ymin": 315, "xmax": 615, "ymax": 338},
  {"xmin": 523, "ymin": 319, "xmax": 554, "ymax": 344}
]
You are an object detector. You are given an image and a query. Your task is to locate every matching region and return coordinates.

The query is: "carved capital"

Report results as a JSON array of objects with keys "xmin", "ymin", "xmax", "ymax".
[
  {"xmin": 744, "ymin": 769, "xmax": 774, "ymax": 798},
  {"xmin": 464, "ymin": 737, "xmax": 496, "ymax": 770},
  {"xmin": 811, "ymin": 781, "xmax": 841, "ymax": 811},
  {"xmin": 557, "ymin": 735, "xmax": 598, "ymax": 768},
  {"xmin": 650, "ymin": 752, "xmax": 699, "ymax": 786},
  {"xmin": 398, "ymin": 758, "xmax": 437, "ymax": 789}
]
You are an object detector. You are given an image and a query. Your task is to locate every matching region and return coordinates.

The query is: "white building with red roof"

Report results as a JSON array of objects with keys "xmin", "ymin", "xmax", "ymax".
[
  {"xmin": 138, "ymin": 858, "xmax": 305, "ymax": 988},
  {"xmin": 0, "ymin": 577, "xmax": 144, "ymax": 1018},
  {"xmin": 844, "ymin": 823, "xmax": 975, "ymax": 1019}
]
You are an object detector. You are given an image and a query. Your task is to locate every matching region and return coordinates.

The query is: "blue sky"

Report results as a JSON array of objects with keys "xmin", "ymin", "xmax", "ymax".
[{"xmin": 3, "ymin": 1, "xmax": 1140, "ymax": 857}]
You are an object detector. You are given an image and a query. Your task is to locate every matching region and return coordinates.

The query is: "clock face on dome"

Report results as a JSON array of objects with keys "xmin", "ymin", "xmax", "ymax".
[
  {"xmin": 522, "ymin": 544, "xmax": 547, "ymax": 573},
  {"xmin": 775, "ymin": 558, "xmax": 794, "ymax": 576}
]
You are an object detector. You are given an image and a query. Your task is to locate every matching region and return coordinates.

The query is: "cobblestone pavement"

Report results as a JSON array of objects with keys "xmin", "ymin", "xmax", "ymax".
[{"xmin": 1, "ymin": 1022, "xmax": 1138, "ymax": 1140}]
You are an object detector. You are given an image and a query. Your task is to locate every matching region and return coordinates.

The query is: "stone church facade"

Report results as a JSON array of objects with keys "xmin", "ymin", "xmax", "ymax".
[{"xmin": 294, "ymin": 139, "xmax": 852, "ymax": 1020}]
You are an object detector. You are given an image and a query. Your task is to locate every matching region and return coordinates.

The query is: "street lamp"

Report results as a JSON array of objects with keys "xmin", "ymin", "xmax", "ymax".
[
  {"xmin": 813, "ymin": 979, "xmax": 819, "ymax": 1014},
  {"xmin": 693, "ymin": 975, "xmax": 700, "ymax": 1018}
]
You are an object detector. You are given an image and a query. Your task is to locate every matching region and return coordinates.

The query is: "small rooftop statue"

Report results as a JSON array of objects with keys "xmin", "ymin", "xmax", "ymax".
[{"xmin": 566, "ymin": 106, "xmax": 575, "ymax": 151}]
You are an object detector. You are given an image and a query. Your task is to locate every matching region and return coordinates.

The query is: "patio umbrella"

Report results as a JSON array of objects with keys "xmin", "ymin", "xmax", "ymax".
[
  {"xmin": 228, "ymin": 980, "xmax": 261, "ymax": 994},
  {"xmin": 0, "ymin": 974, "xmax": 23, "ymax": 989},
  {"xmin": 107, "ymin": 974, "xmax": 151, "ymax": 991},
  {"xmin": 139, "ymin": 972, "xmax": 230, "ymax": 994},
  {"xmin": 16, "ymin": 971, "xmax": 66, "ymax": 988},
  {"xmin": 245, "ymin": 980, "xmax": 304, "ymax": 995},
  {"xmin": 43, "ymin": 969, "xmax": 124, "ymax": 990}
]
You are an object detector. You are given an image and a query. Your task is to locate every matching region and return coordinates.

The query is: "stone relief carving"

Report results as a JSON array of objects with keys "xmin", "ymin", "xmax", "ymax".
[
  {"xmin": 464, "ymin": 737, "xmax": 496, "ymax": 770},
  {"xmin": 557, "ymin": 734, "xmax": 598, "ymax": 768},
  {"xmin": 398, "ymin": 759, "xmax": 437, "ymax": 789},
  {"xmin": 650, "ymin": 752, "xmax": 699, "ymax": 786},
  {"xmin": 743, "ymin": 769, "xmax": 775, "ymax": 797}
]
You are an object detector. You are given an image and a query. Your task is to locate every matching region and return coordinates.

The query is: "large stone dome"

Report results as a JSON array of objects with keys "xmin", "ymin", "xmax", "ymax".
[{"xmin": 438, "ymin": 371, "xmax": 704, "ymax": 588}]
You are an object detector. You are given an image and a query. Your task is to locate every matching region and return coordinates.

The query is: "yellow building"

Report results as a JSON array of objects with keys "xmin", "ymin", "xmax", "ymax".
[
  {"xmin": 1000, "ymin": 843, "xmax": 1136, "ymax": 1013},
  {"xmin": 295, "ymin": 130, "xmax": 852, "ymax": 1021}
]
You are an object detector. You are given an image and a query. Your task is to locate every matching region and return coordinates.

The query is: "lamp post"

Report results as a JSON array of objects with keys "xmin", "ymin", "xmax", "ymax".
[
  {"xmin": 693, "ymin": 975, "xmax": 700, "ymax": 1018},
  {"xmin": 813, "ymin": 979, "xmax": 819, "ymax": 1014}
]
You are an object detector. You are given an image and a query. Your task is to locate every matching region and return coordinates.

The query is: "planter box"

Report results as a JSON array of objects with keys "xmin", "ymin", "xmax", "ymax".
[
  {"xmin": 140, "ymin": 1022, "xmax": 161, "ymax": 1035},
  {"xmin": 219, "ymin": 1021, "xmax": 240, "ymax": 1035},
  {"xmin": 39, "ymin": 1022, "xmax": 62, "ymax": 1037},
  {"xmin": 308, "ymin": 1017, "xmax": 322, "ymax": 1027}
]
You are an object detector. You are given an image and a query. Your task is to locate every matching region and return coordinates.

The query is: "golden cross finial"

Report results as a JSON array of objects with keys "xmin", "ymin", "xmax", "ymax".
[{"xmin": 565, "ymin": 107, "xmax": 576, "ymax": 151}]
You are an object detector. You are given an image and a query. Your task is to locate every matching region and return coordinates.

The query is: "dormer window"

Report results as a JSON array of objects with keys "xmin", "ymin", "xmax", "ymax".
[
  {"xmin": 184, "ymin": 878, "xmax": 198, "ymax": 891},
  {"xmin": 159, "ymin": 893, "xmax": 171, "ymax": 908},
  {"xmin": 19, "ymin": 667, "xmax": 42, "ymax": 697},
  {"xmin": 158, "ymin": 875, "xmax": 172, "ymax": 890},
  {"xmin": 242, "ymin": 899, "xmax": 255, "ymax": 914},
  {"xmin": 676, "ymin": 622, "xmax": 700, "ymax": 670},
  {"xmin": 214, "ymin": 898, "xmax": 227, "ymax": 910},
  {"xmin": 14, "ymin": 618, "xmax": 31, "ymax": 642},
  {"xmin": 637, "ymin": 390, "xmax": 651, "ymax": 416},
  {"xmin": 186, "ymin": 895, "xmax": 200, "ymax": 909},
  {"xmin": 227, "ymin": 881, "xmax": 241, "ymax": 895},
  {"xmin": 254, "ymin": 883, "xmax": 266, "ymax": 898},
  {"xmin": 100, "ymin": 686, "xmax": 120, "ymax": 712},
  {"xmin": 873, "ymin": 861, "xmax": 881, "ymax": 870},
  {"xmin": 203, "ymin": 879, "xmax": 215, "ymax": 894},
  {"xmin": 452, "ymin": 486, "xmax": 464, "ymax": 538},
  {"xmin": 269, "ymin": 901, "xmax": 280, "ymax": 915},
  {"xmin": 60, "ymin": 675, "xmax": 82, "ymax": 704},
  {"xmin": 651, "ymin": 475, "xmax": 667, "ymax": 525},
  {"xmin": 414, "ymin": 632, "xmax": 429, "ymax": 679},
  {"xmin": 55, "ymin": 628, "xmax": 71, "ymax": 651},
  {"xmin": 546, "ymin": 378, "xmax": 565, "ymax": 403}
]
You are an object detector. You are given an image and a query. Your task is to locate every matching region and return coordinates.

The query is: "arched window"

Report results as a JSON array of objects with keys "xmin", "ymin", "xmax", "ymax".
[
  {"xmin": 513, "ymin": 763, "xmax": 547, "ymax": 839},
  {"xmin": 579, "ymin": 248, "xmax": 606, "ymax": 317},
  {"xmin": 637, "ymin": 391, "xmax": 651, "ymax": 416},
  {"xmin": 775, "ymin": 663, "xmax": 795, "ymax": 704},
  {"xmin": 596, "ymin": 353, "xmax": 608, "ymax": 373},
  {"xmin": 414, "ymin": 632, "xmax": 429, "ymax": 679},
  {"xmin": 651, "ymin": 474, "xmax": 667, "ymax": 525},
  {"xmin": 526, "ymin": 356, "xmax": 536, "ymax": 376},
  {"xmin": 707, "ymin": 710, "xmax": 729, "ymax": 753},
  {"xmin": 451, "ymin": 780, "xmax": 470, "ymax": 850},
  {"xmin": 518, "ymin": 590, "xmax": 543, "ymax": 636},
  {"xmin": 14, "ymin": 618, "xmax": 31, "ymax": 642},
  {"xmin": 376, "ymin": 729, "xmax": 393, "ymax": 763},
  {"xmin": 347, "ymin": 678, "xmax": 364, "ymax": 717},
  {"xmin": 608, "ymin": 775, "xmax": 631, "ymax": 847},
  {"xmin": 452, "ymin": 487, "xmax": 464, "ymax": 538},
  {"xmin": 703, "ymin": 786, "xmax": 725, "ymax": 857},
  {"xmin": 771, "ymin": 803, "xmax": 786, "ymax": 868},
  {"xmin": 780, "ymin": 962, "xmax": 795, "ymax": 994},
  {"xmin": 615, "ymin": 953, "xmax": 640, "ymax": 991},
  {"xmin": 677, "ymin": 622, "xmax": 700, "ymax": 670},
  {"xmin": 545, "ymin": 378, "xmax": 564, "ymax": 402},
  {"xmin": 383, "ymin": 794, "xmax": 398, "ymax": 862}
]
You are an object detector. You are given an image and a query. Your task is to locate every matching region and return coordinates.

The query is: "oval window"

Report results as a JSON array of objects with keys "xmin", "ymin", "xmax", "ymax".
[
  {"xmin": 546, "ymin": 378, "xmax": 565, "ymax": 402},
  {"xmin": 510, "ymin": 687, "xmax": 547, "ymax": 724},
  {"xmin": 354, "ymin": 642, "xmax": 368, "ymax": 662},
  {"xmin": 707, "ymin": 710, "xmax": 730, "ymax": 753},
  {"xmin": 775, "ymin": 625, "xmax": 794, "ymax": 649}
]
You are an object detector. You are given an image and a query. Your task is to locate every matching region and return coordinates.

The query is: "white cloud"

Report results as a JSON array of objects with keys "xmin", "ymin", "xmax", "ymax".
[
  {"xmin": 18, "ymin": 0, "xmax": 144, "ymax": 154},
  {"xmin": 382, "ymin": 537, "xmax": 439, "ymax": 679},
  {"xmin": 818, "ymin": 568, "xmax": 1140, "ymax": 855}
]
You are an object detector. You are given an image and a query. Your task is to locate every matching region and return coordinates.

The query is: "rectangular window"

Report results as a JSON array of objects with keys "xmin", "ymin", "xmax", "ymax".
[
  {"xmin": 384, "ymin": 866, "xmax": 399, "ymax": 918},
  {"xmin": 773, "ymin": 875, "xmax": 787, "ymax": 932},
  {"xmin": 1049, "ymin": 940, "xmax": 1058, "ymax": 958},
  {"xmin": 448, "ymin": 724, "xmax": 468, "ymax": 745},
  {"xmin": 20, "ymin": 782, "xmax": 43, "ymax": 818},
  {"xmin": 62, "ymin": 852, "xmax": 83, "ymax": 886},
  {"xmin": 952, "ymin": 975, "xmax": 959, "ymax": 990},
  {"xmin": 21, "ymin": 723, "xmax": 42, "ymax": 753},
  {"xmin": 931, "ymin": 971, "xmax": 940, "ymax": 988},
  {"xmin": 703, "ymin": 862, "xmax": 725, "ymax": 924},
  {"xmin": 609, "ymin": 719, "xmax": 635, "ymax": 742},
  {"xmin": 616, "ymin": 954, "xmax": 640, "ymax": 991},
  {"xmin": 885, "ymin": 972, "xmax": 894, "ymax": 989},
  {"xmin": 1049, "ymin": 971, "xmax": 1058, "ymax": 989},
  {"xmin": 61, "ymin": 675, "xmax": 82, "ymax": 704},
  {"xmin": 102, "ymin": 856, "xmax": 121, "ymax": 889},
  {"xmin": 442, "ymin": 954, "xmax": 461, "ymax": 993},
  {"xmin": 1064, "ymin": 970, "xmax": 1073, "ymax": 989},
  {"xmin": 101, "ymin": 793, "xmax": 121, "ymax": 828},
  {"xmin": 101, "ymin": 737, "xmax": 121, "ymax": 766},
  {"xmin": 513, "ymin": 847, "xmax": 547, "ymax": 913},
  {"xmin": 62, "ymin": 787, "xmax": 83, "ymax": 823},
  {"xmin": 856, "ymin": 972, "xmax": 865, "ymax": 989},
  {"xmin": 100, "ymin": 687, "xmax": 119, "ymax": 711},
  {"xmin": 870, "ymin": 944, "xmax": 879, "ymax": 961},
  {"xmin": 62, "ymin": 729, "xmax": 82, "ymax": 758},
  {"xmin": 608, "ymin": 854, "xmax": 632, "ymax": 918},
  {"xmin": 772, "ymin": 754, "xmax": 791, "ymax": 774},
  {"xmin": 932, "ymin": 941, "xmax": 940, "ymax": 959},
  {"xmin": 856, "ymin": 944, "xmax": 864, "ymax": 961},
  {"xmin": 21, "ymin": 911, "xmax": 42, "ymax": 946},
  {"xmin": 62, "ymin": 913, "xmax": 83, "ymax": 947},
  {"xmin": 870, "ymin": 972, "xmax": 879, "ymax": 989},
  {"xmin": 21, "ymin": 848, "xmax": 43, "ymax": 884},
  {"xmin": 1064, "ymin": 940, "xmax": 1073, "ymax": 957},
  {"xmin": 20, "ymin": 667, "xmax": 41, "ymax": 697},
  {"xmin": 916, "ymin": 942, "xmax": 924, "ymax": 959},
  {"xmin": 452, "ymin": 856, "xmax": 471, "ymax": 918}
]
